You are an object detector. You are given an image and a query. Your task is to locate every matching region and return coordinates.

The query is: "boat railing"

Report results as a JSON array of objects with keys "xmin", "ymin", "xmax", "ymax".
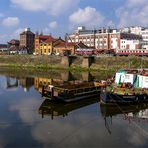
[{"xmin": 54, "ymin": 85, "xmax": 101, "ymax": 95}]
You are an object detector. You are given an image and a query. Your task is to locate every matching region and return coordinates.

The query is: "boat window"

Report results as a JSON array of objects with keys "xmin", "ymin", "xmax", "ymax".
[
  {"xmin": 91, "ymin": 87, "xmax": 95, "ymax": 91},
  {"xmin": 69, "ymin": 90, "xmax": 76, "ymax": 94},
  {"xmin": 85, "ymin": 88, "xmax": 90, "ymax": 92},
  {"xmin": 77, "ymin": 89, "xmax": 84, "ymax": 93}
]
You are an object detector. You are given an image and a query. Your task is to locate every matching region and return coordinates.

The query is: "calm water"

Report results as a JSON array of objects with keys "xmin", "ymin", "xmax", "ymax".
[{"xmin": 0, "ymin": 70, "xmax": 148, "ymax": 147}]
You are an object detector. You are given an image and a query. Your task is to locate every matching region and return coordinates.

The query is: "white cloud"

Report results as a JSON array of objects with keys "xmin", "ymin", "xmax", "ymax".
[
  {"xmin": 2, "ymin": 17, "xmax": 20, "ymax": 27},
  {"xmin": 69, "ymin": 6, "xmax": 105, "ymax": 28},
  {"xmin": 128, "ymin": 0, "xmax": 148, "ymax": 7},
  {"xmin": 48, "ymin": 21, "xmax": 57, "ymax": 29},
  {"xmin": 116, "ymin": 0, "xmax": 148, "ymax": 27},
  {"xmin": 10, "ymin": 0, "xmax": 79, "ymax": 16}
]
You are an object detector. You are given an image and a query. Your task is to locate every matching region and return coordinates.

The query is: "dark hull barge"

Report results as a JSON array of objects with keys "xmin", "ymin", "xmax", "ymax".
[
  {"xmin": 100, "ymin": 92, "xmax": 148, "ymax": 104},
  {"xmin": 42, "ymin": 81, "xmax": 103, "ymax": 103}
]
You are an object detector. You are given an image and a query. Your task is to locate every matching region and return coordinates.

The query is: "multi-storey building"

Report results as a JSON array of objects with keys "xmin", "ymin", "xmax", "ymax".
[
  {"xmin": 67, "ymin": 26, "xmax": 142, "ymax": 52},
  {"xmin": 20, "ymin": 28, "xmax": 35, "ymax": 54},
  {"xmin": 118, "ymin": 33, "xmax": 142, "ymax": 50},
  {"xmin": 121, "ymin": 26, "xmax": 148, "ymax": 50},
  {"xmin": 67, "ymin": 26, "xmax": 117, "ymax": 50},
  {"xmin": 34, "ymin": 35, "xmax": 56, "ymax": 55}
]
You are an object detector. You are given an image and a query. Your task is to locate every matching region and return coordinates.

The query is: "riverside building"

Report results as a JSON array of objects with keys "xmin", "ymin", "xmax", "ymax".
[
  {"xmin": 67, "ymin": 26, "xmax": 142, "ymax": 53},
  {"xmin": 20, "ymin": 28, "xmax": 35, "ymax": 54}
]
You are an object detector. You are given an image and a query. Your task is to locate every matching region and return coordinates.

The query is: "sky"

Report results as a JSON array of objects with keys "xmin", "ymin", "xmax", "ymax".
[{"xmin": 0, "ymin": 0, "xmax": 148, "ymax": 43}]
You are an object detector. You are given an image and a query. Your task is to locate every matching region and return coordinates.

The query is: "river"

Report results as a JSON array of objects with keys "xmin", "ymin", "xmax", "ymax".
[{"xmin": 0, "ymin": 69, "xmax": 148, "ymax": 147}]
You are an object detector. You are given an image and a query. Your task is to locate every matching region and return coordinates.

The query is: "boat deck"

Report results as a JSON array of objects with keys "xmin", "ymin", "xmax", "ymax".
[{"xmin": 41, "ymin": 81, "xmax": 103, "ymax": 102}]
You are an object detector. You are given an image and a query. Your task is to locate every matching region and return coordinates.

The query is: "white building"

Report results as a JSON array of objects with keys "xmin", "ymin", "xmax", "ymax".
[
  {"xmin": 120, "ymin": 39, "xmax": 140, "ymax": 50},
  {"xmin": 141, "ymin": 29, "xmax": 148, "ymax": 41},
  {"xmin": 129, "ymin": 26, "xmax": 144, "ymax": 35},
  {"xmin": 141, "ymin": 29, "xmax": 148, "ymax": 49},
  {"xmin": 121, "ymin": 26, "xmax": 148, "ymax": 50}
]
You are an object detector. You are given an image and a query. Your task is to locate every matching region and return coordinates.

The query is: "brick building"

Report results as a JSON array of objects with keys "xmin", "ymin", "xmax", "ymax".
[
  {"xmin": 67, "ymin": 26, "xmax": 142, "ymax": 53},
  {"xmin": 34, "ymin": 35, "xmax": 57, "ymax": 55},
  {"xmin": 20, "ymin": 28, "xmax": 35, "ymax": 54}
]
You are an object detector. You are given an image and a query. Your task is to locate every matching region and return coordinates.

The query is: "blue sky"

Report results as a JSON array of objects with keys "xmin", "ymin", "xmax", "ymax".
[{"xmin": 0, "ymin": 0, "xmax": 148, "ymax": 43}]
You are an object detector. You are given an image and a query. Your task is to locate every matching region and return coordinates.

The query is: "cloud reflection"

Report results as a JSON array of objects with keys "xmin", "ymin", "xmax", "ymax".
[{"xmin": 9, "ymin": 97, "xmax": 42, "ymax": 125}]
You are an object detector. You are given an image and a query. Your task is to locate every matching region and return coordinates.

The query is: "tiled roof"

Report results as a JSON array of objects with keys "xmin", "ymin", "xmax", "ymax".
[
  {"xmin": 54, "ymin": 41, "xmax": 90, "ymax": 48},
  {"xmin": 54, "ymin": 42, "xmax": 76, "ymax": 48},
  {"xmin": 38, "ymin": 35, "xmax": 56, "ymax": 43},
  {"xmin": 8, "ymin": 39, "xmax": 20, "ymax": 45}
]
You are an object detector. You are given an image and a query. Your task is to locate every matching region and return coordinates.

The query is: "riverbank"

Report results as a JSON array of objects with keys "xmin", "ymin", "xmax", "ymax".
[{"xmin": 0, "ymin": 55, "xmax": 147, "ymax": 72}]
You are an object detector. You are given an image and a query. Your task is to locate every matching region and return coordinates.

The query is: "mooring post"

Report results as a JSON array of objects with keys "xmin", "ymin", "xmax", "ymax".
[{"xmin": 42, "ymin": 85, "xmax": 45, "ymax": 97}]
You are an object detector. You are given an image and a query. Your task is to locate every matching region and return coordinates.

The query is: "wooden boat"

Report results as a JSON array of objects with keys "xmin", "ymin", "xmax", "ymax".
[{"xmin": 41, "ymin": 81, "xmax": 102, "ymax": 103}]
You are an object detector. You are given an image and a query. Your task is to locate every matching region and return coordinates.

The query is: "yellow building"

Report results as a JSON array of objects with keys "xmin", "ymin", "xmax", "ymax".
[
  {"xmin": 40, "ymin": 41, "xmax": 52, "ymax": 55},
  {"xmin": 34, "ymin": 35, "xmax": 55, "ymax": 55},
  {"xmin": 34, "ymin": 35, "xmax": 88, "ymax": 55},
  {"xmin": 34, "ymin": 77, "xmax": 53, "ymax": 92}
]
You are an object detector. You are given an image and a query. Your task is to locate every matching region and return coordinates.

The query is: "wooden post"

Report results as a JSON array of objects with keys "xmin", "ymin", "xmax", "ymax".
[{"xmin": 42, "ymin": 85, "xmax": 45, "ymax": 97}]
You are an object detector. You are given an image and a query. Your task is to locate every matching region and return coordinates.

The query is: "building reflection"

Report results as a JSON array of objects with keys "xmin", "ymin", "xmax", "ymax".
[
  {"xmin": 6, "ymin": 77, "xmax": 18, "ymax": 89},
  {"xmin": 5, "ymin": 71, "xmax": 95, "ymax": 94},
  {"xmin": 19, "ymin": 77, "xmax": 34, "ymax": 92},
  {"xmin": 39, "ymin": 98, "xmax": 99, "ymax": 119},
  {"xmin": 6, "ymin": 76, "xmax": 34, "ymax": 92}
]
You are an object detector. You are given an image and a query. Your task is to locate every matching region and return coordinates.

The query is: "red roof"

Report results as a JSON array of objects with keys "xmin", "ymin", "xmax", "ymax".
[
  {"xmin": 54, "ymin": 42, "xmax": 76, "ymax": 48},
  {"xmin": 37, "ymin": 35, "xmax": 55, "ymax": 43}
]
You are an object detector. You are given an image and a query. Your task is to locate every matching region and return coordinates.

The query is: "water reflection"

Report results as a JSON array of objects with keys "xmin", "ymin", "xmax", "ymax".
[
  {"xmin": 100, "ymin": 103, "xmax": 148, "ymax": 119},
  {"xmin": 0, "ymin": 70, "xmax": 148, "ymax": 147},
  {"xmin": 6, "ymin": 77, "xmax": 18, "ymax": 89},
  {"xmin": 6, "ymin": 76, "xmax": 34, "ymax": 92},
  {"xmin": 3, "ymin": 71, "xmax": 104, "ymax": 94},
  {"xmin": 39, "ymin": 98, "xmax": 99, "ymax": 119},
  {"xmin": 34, "ymin": 71, "xmax": 95, "ymax": 95},
  {"xmin": 100, "ymin": 103, "xmax": 148, "ymax": 135}
]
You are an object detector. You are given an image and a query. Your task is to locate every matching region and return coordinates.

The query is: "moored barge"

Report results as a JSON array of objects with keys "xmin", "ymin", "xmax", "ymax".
[
  {"xmin": 100, "ymin": 69, "xmax": 148, "ymax": 104},
  {"xmin": 42, "ymin": 81, "xmax": 103, "ymax": 103}
]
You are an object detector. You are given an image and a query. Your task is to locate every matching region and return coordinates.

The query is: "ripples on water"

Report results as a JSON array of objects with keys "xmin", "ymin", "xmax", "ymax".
[{"xmin": 0, "ymin": 70, "xmax": 148, "ymax": 147}]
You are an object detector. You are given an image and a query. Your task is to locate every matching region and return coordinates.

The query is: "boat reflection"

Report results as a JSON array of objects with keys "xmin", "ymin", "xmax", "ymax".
[
  {"xmin": 100, "ymin": 103, "xmax": 148, "ymax": 118},
  {"xmin": 100, "ymin": 103, "xmax": 148, "ymax": 134},
  {"xmin": 39, "ymin": 98, "xmax": 99, "ymax": 119}
]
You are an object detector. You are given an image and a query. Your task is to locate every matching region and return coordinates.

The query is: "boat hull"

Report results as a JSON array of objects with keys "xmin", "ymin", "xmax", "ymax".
[
  {"xmin": 100, "ymin": 92, "xmax": 148, "ymax": 104},
  {"xmin": 43, "ymin": 91, "xmax": 100, "ymax": 103}
]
